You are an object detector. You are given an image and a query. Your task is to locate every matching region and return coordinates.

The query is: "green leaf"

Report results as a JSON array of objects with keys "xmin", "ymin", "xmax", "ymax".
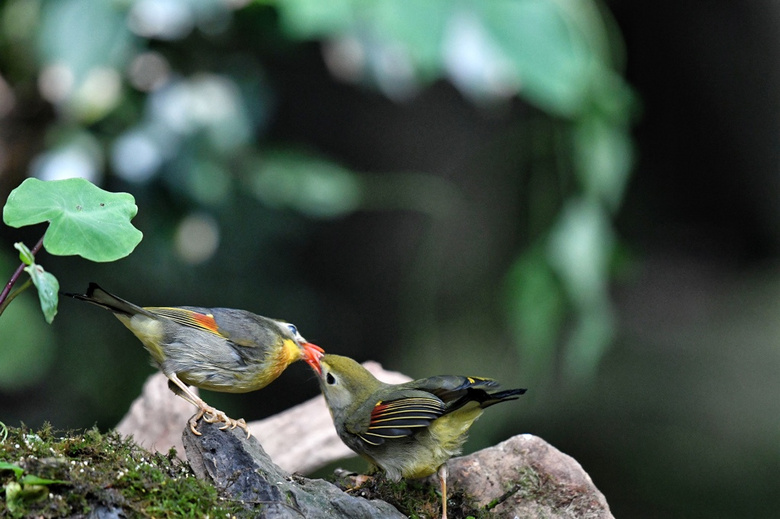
[
  {"xmin": 13, "ymin": 242, "xmax": 34, "ymax": 266},
  {"xmin": 574, "ymin": 115, "xmax": 633, "ymax": 211},
  {"xmin": 37, "ymin": 0, "xmax": 134, "ymax": 121},
  {"xmin": 563, "ymin": 303, "xmax": 615, "ymax": 382},
  {"xmin": 274, "ymin": 0, "xmax": 355, "ymax": 38},
  {"xmin": 5, "ymin": 481, "xmax": 48, "ymax": 512},
  {"xmin": 273, "ymin": 0, "xmax": 626, "ymax": 115},
  {"xmin": 4, "ymin": 481, "xmax": 22, "ymax": 512},
  {"xmin": 0, "ymin": 251, "xmax": 56, "ymax": 388},
  {"xmin": 546, "ymin": 198, "xmax": 614, "ymax": 306},
  {"xmin": 478, "ymin": 0, "xmax": 593, "ymax": 115},
  {"xmin": 503, "ymin": 248, "xmax": 565, "ymax": 380},
  {"xmin": 0, "ymin": 461, "xmax": 25, "ymax": 479},
  {"xmin": 546, "ymin": 199, "xmax": 617, "ymax": 381},
  {"xmin": 20, "ymin": 474, "xmax": 69, "ymax": 486},
  {"xmin": 250, "ymin": 150, "xmax": 362, "ymax": 217},
  {"xmin": 3, "ymin": 178, "xmax": 143, "ymax": 262},
  {"xmin": 363, "ymin": 0, "xmax": 450, "ymax": 77},
  {"xmin": 24, "ymin": 264, "xmax": 60, "ymax": 324}
]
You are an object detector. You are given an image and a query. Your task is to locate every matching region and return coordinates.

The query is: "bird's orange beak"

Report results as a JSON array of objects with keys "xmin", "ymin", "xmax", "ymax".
[{"xmin": 302, "ymin": 342, "xmax": 325, "ymax": 374}]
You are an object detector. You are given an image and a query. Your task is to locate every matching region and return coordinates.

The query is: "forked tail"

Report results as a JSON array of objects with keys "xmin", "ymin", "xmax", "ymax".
[
  {"xmin": 480, "ymin": 387, "xmax": 527, "ymax": 409},
  {"xmin": 66, "ymin": 282, "xmax": 153, "ymax": 317}
]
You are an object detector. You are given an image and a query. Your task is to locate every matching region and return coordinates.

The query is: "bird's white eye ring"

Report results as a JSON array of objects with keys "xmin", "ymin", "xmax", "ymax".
[
  {"xmin": 287, "ymin": 323, "xmax": 298, "ymax": 336},
  {"xmin": 326, "ymin": 372, "xmax": 336, "ymax": 385}
]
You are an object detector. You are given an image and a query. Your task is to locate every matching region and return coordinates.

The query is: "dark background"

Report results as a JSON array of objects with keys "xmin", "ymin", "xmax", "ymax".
[{"xmin": 1, "ymin": 2, "xmax": 778, "ymax": 517}]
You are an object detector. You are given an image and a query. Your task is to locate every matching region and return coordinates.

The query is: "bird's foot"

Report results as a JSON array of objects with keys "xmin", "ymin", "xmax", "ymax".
[
  {"xmin": 333, "ymin": 469, "xmax": 374, "ymax": 492},
  {"xmin": 189, "ymin": 406, "xmax": 251, "ymax": 438}
]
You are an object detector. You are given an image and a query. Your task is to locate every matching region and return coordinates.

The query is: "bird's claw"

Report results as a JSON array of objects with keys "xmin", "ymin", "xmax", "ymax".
[
  {"xmin": 333, "ymin": 469, "xmax": 374, "ymax": 492},
  {"xmin": 189, "ymin": 407, "xmax": 251, "ymax": 438}
]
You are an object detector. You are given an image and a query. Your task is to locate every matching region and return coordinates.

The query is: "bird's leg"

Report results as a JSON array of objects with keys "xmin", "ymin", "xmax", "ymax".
[
  {"xmin": 166, "ymin": 375, "xmax": 251, "ymax": 438},
  {"xmin": 438, "ymin": 464, "xmax": 448, "ymax": 519}
]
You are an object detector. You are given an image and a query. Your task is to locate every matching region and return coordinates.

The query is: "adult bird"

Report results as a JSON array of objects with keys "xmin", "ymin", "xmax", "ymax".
[{"xmin": 68, "ymin": 282, "xmax": 324, "ymax": 437}]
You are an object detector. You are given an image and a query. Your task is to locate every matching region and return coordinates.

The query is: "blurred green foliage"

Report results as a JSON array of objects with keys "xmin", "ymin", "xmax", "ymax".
[
  {"xmin": 272, "ymin": 0, "xmax": 634, "ymax": 384},
  {"xmin": 2, "ymin": 3, "xmax": 775, "ymax": 518},
  {"xmin": 0, "ymin": 0, "xmax": 633, "ymax": 388}
]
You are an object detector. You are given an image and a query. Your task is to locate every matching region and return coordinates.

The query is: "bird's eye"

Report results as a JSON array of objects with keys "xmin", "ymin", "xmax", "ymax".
[
  {"xmin": 287, "ymin": 323, "xmax": 299, "ymax": 336},
  {"xmin": 326, "ymin": 372, "xmax": 336, "ymax": 385}
]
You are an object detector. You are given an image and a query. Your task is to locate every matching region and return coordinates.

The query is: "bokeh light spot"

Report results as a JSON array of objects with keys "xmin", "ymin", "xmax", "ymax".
[{"xmin": 174, "ymin": 212, "xmax": 220, "ymax": 264}]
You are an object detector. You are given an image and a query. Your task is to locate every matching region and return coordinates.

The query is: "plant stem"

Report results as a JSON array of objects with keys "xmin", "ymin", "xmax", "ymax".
[
  {"xmin": 0, "ymin": 235, "xmax": 44, "ymax": 311},
  {"xmin": 0, "ymin": 278, "xmax": 33, "ymax": 316}
]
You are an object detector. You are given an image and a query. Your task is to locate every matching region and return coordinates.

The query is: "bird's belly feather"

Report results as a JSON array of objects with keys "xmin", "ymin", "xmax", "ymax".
[{"xmin": 353, "ymin": 407, "xmax": 485, "ymax": 480}]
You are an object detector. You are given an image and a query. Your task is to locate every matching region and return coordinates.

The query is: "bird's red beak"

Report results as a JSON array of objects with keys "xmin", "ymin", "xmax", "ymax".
[{"xmin": 302, "ymin": 342, "xmax": 324, "ymax": 374}]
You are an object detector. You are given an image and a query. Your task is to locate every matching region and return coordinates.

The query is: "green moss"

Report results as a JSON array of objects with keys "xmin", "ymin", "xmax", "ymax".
[
  {"xmin": 331, "ymin": 470, "xmax": 492, "ymax": 519},
  {"xmin": 0, "ymin": 422, "xmax": 245, "ymax": 518}
]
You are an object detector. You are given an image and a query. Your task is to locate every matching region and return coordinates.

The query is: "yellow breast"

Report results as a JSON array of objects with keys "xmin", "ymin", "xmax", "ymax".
[
  {"xmin": 400, "ymin": 405, "xmax": 485, "ymax": 479},
  {"xmin": 245, "ymin": 338, "xmax": 302, "ymax": 389}
]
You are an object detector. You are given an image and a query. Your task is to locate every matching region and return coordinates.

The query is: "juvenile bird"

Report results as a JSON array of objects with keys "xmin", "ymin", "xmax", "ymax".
[
  {"xmin": 316, "ymin": 354, "xmax": 526, "ymax": 519},
  {"xmin": 68, "ymin": 282, "xmax": 324, "ymax": 437}
]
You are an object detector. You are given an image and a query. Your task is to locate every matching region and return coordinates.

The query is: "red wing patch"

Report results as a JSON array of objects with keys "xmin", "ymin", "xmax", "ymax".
[
  {"xmin": 360, "ymin": 396, "xmax": 445, "ymax": 446},
  {"xmin": 370, "ymin": 402, "xmax": 390, "ymax": 422},
  {"xmin": 191, "ymin": 312, "xmax": 219, "ymax": 332},
  {"xmin": 149, "ymin": 307, "xmax": 221, "ymax": 335}
]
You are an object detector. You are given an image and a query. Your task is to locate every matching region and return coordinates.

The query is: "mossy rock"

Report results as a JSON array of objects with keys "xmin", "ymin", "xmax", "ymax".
[{"xmin": 0, "ymin": 422, "xmax": 243, "ymax": 518}]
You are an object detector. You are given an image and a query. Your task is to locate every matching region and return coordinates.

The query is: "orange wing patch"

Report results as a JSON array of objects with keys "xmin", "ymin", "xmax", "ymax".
[
  {"xmin": 192, "ymin": 312, "xmax": 219, "ymax": 332},
  {"xmin": 148, "ymin": 307, "xmax": 221, "ymax": 335},
  {"xmin": 359, "ymin": 396, "xmax": 445, "ymax": 446}
]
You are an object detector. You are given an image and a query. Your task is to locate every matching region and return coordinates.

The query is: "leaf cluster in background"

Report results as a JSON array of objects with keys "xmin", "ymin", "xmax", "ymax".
[
  {"xmin": 0, "ymin": 0, "xmax": 634, "ymax": 387},
  {"xmin": 271, "ymin": 0, "xmax": 635, "ymax": 381}
]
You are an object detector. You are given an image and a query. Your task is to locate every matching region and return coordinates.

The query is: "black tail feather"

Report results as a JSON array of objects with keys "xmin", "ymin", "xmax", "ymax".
[
  {"xmin": 480, "ymin": 387, "xmax": 527, "ymax": 409},
  {"xmin": 447, "ymin": 386, "xmax": 527, "ymax": 413},
  {"xmin": 65, "ymin": 282, "xmax": 151, "ymax": 317}
]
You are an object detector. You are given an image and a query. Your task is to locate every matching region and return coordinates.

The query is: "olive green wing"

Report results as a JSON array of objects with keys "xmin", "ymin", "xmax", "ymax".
[
  {"xmin": 354, "ymin": 392, "xmax": 446, "ymax": 446},
  {"xmin": 150, "ymin": 307, "xmax": 280, "ymax": 350},
  {"xmin": 147, "ymin": 306, "xmax": 225, "ymax": 336}
]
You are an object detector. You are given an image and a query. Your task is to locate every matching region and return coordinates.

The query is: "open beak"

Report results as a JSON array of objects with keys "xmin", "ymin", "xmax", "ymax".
[{"xmin": 301, "ymin": 342, "xmax": 325, "ymax": 374}]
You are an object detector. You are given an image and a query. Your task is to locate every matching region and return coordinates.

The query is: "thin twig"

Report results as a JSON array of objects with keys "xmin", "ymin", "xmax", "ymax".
[
  {"xmin": 0, "ymin": 278, "xmax": 33, "ymax": 315},
  {"xmin": 0, "ymin": 235, "xmax": 44, "ymax": 311}
]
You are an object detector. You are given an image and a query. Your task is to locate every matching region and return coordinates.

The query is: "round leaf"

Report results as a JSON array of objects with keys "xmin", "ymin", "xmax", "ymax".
[{"xmin": 3, "ymin": 178, "xmax": 143, "ymax": 262}]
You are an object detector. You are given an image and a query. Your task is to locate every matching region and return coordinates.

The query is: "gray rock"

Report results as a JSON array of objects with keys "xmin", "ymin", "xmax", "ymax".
[
  {"xmin": 446, "ymin": 434, "xmax": 614, "ymax": 518},
  {"xmin": 182, "ymin": 421, "xmax": 405, "ymax": 519}
]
